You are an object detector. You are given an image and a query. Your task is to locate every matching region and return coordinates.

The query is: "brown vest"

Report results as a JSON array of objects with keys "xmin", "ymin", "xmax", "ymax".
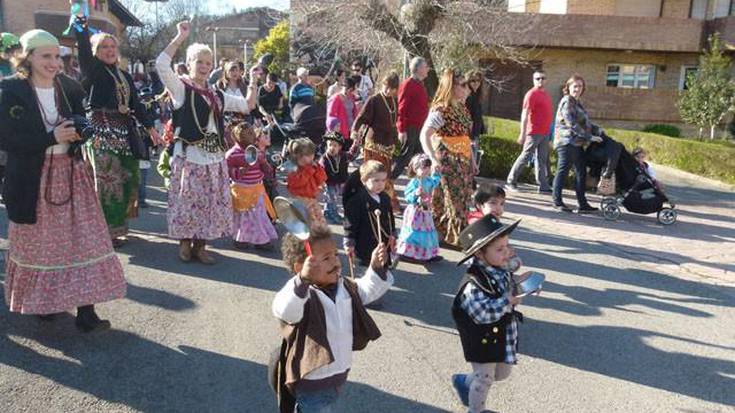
[{"xmin": 269, "ymin": 278, "xmax": 382, "ymax": 413}]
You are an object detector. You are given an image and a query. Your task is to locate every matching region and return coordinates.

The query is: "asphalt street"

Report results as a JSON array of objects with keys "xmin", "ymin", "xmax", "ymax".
[{"xmin": 1, "ymin": 165, "xmax": 733, "ymax": 413}]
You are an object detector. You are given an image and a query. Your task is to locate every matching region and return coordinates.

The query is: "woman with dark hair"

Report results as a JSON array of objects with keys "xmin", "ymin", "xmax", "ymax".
[
  {"xmin": 257, "ymin": 72, "xmax": 283, "ymax": 123},
  {"xmin": 420, "ymin": 68, "xmax": 476, "ymax": 247},
  {"xmin": 552, "ymin": 74, "xmax": 603, "ymax": 213},
  {"xmin": 73, "ymin": 15, "xmax": 159, "ymax": 247},
  {"xmin": 465, "ymin": 70, "xmax": 486, "ymax": 143},
  {"xmin": 326, "ymin": 74, "xmax": 361, "ymax": 148},
  {"xmin": 216, "ymin": 60, "xmax": 249, "ymax": 143},
  {"xmin": 0, "ymin": 29, "xmax": 126, "ymax": 332},
  {"xmin": 351, "ymin": 72, "xmax": 401, "ymax": 210}
]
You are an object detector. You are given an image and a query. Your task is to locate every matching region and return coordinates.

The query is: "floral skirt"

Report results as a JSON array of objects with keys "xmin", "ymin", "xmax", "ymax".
[
  {"xmin": 168, "ymin": 157, "xmax": 233, "ymax": 240},
  {"xmin": 397, "ymin": 204, "xmax": 439, "ymax": 260},
  {"xmin": 294, "ymin": 196, "xmax": 327, "ymax": 229},
  {"xmin": 432, "ymin": 144, "xmax": 473, "ymax": 246},
  {"xmin": 232, "ymin": 183, "xmax": 278, "ymax": 245},
  {"xmin": 4, "ymin": 154, "xmax": 126, "ymax": 314},
  {"xmin": 85, "ymin": 145, "xmax": 139, "ymax": 239}
]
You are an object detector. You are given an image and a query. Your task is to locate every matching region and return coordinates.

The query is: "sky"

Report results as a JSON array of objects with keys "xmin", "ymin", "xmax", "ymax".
[{"xmin": 207, "ymin": 0, "xmax": 290, "ymax": 13}]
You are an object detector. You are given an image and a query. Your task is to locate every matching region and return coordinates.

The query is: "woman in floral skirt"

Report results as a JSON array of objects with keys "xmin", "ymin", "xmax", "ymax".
[
  {"xmin": 1, "ymin": 30, "xmax": 126, "ymax": 332},
  {"xmin": 420, "ymin": 68, "xmax": 476, "ymax": 247},
  {"xmin": 156, "ymin": 21, "xmax": 257, "ymax": 264}
]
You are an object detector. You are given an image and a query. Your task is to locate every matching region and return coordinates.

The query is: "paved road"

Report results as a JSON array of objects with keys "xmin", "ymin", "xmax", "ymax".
[{"xmin": 1, "ymin": 165, "xmax": 733, "ymax": 413}]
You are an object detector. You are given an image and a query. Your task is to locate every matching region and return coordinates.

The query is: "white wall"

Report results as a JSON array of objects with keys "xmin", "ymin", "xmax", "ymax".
[{"xmin": 539, "ymin": 0, "xmax": 568, "ymax": 14}]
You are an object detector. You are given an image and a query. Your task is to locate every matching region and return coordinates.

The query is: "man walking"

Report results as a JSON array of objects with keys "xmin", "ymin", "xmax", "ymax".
[
  {"xmin": 392, "ymin": 57, "xmax": 430, "ymax": 180},
  {"xmin": 506, "ymin": 70, "xmax": 553, "ymax": 193}
]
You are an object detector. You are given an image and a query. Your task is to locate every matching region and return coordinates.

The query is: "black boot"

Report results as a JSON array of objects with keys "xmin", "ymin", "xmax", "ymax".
[{"xmin": 75, "ymin": 305, "xmax": 111, "ymax": 333}]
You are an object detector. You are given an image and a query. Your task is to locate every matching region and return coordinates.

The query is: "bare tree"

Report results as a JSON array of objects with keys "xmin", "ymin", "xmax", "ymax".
[{"xmin": 292, "ymin": 0, "xmax": 538, "ymax": 95}]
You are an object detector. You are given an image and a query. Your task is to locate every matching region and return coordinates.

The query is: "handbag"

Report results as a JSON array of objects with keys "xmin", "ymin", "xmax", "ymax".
[
  {"xmin": 597, "ymin": 173, "xmax": 616, "ymax": 196},
  {"xmin": 126, "ymin": 117, "xmax": 150, "ymax": 160}
]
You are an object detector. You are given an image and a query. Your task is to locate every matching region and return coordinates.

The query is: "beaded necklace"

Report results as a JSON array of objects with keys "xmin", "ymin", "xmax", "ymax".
[{"xmin": 104, "ymin": 66, "xmax": 130, "ymax": 114}]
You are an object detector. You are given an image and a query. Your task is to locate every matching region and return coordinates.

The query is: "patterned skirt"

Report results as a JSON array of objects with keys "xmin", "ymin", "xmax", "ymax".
[
  {"xmin": 231, "ymin": 182, "xmax": 278, "ymax": 245},
  {"xmin": 168, "ymin": 157, "xmax": 233, "ymax": 240},
  {"xmin": 4, "ymin": 154, "xmax": 126, "ymax": 314},
  {"xmin": 432, "ymin": 143, "xmax": 473, "ymax": 247},
  {"xmin": 86, "ymin": 111, "xmax": 140, "ymax": 238},
  {"xmin": 397, "ymin": 204, "xmax": 439, "ymax": 260}
]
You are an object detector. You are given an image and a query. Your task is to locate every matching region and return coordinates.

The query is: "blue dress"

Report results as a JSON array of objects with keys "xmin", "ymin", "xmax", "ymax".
[{"xmin": 397, "ymin": 174, "xmax": 441, "ymax": 260}]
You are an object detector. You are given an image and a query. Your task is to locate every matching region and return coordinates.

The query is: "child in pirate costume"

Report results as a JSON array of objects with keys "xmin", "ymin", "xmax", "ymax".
[
  {"xmin": 271, "ymin": 226, "xmax": 394, "ymax": 413},
  {"xmin": 156, "ymin": 21, "xmax": 259, "ymax": 264},
  {"xmin": 343, "ymin": 160, "xmax": 397, "ymax": 267},
  {"xmin": 451, "ymin": 215, "xmax": 524, "ymax": 413},
  {"xmin": 319, "ymin": 130, "xmax": 350, "ymax": 224}
]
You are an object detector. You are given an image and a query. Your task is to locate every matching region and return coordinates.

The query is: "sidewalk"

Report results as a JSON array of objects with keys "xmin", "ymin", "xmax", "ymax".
[{"xmin": 482, "ymin": 163, "xmax": 735, "ymax": 288}]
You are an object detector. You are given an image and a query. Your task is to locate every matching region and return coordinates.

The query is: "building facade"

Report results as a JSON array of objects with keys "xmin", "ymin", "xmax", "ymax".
[
  {"xmin": 0, "ymin": 0, "xmax": 142, "ymax": 47},
  {"xmin": 202, "ymin": 8, "xmax": 284, "ymax": 65},
  {"xmin": 493, "ymin": 0, "xmax": 735, "ymax": 130}
]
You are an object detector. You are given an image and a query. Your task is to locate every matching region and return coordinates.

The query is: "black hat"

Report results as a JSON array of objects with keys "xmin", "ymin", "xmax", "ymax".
[
  {"xmin": 323, "ymin": 130, "xmax": 345, "ymax": 146},
  {"xmin": 457, "ymin": 215, "xmax": 521, "ymax": 265}
]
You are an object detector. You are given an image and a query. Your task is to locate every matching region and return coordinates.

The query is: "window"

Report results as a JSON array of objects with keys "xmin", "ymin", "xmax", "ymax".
[
  {"xmin": 606, "ymin": 64, "xmax": 656, "ymax": 89},
  {"xmin": 680, "ymin": 65, "xmax": 698, "ymax": 90},
  {"xmin": 690, "ymin": 0, "xmax": 707, "ymax": 18}
]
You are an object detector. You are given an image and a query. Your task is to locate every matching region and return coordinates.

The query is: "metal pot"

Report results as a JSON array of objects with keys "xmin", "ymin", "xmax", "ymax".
[{"xmin": 512, "ymin": 271, "xmax": 545, "ymax": 297}]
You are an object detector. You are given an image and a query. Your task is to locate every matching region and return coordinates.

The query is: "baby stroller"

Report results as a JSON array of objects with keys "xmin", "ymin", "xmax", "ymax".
[{"xmin": 587, "ymin": 135, "xmax": 677, "ymax": 225}]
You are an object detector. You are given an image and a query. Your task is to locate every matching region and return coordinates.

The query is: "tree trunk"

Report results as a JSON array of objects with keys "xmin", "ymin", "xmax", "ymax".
[{"xmin": 710, "ymin": 124, "xmax": 716, "ymax": 139}]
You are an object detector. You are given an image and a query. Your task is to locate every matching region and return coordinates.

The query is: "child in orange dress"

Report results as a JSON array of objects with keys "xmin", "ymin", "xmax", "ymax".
[{"xmin": 286, "ymin": 138, "xmax": 328, "ymax": 228}]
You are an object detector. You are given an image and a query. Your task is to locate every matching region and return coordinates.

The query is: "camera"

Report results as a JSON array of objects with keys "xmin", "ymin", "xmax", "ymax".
[{"xmin": 70, "ymin": 114, "xmax": 95, "ymax": 143}]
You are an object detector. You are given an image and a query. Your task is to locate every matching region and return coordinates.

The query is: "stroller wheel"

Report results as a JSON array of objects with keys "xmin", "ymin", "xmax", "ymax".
[
  {"xmin": 600, "ymin": 196, "xmax": 617, "ymax": 209},
  {"xmin": 602, "ymin": 203, "xmax": 621, "ymax": 221},
  {"xmin": 657, "ymin": 208, "xmax": 677, "ymax": 225}
]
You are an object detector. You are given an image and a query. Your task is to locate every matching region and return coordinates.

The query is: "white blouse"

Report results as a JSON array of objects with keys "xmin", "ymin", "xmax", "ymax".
[
  {"xmin": 155, "ymin": 52, "xmax": 251, "ymax": 165},
  {"xmin": 36, "ymin": 87, "xmax": 70, "ymax": 155}
]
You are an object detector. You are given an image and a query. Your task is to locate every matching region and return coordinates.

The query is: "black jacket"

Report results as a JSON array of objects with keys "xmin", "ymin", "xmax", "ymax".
[
  {"xmin": 0, "ymin": 74, "xmax": 87, "ymax": 224},
  {"xmin": 343, "ymin": 187, "xmax": 395, "ymax": 265}
]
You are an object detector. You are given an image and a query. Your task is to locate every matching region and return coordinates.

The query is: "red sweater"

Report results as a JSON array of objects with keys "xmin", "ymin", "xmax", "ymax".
[
  {"xmin": 287, "ymin": 163, "xmax": 327, "ymax": 198},
  {"xmin": 396, "ymin": 77, "xmax": 429, "ymax": 133}
]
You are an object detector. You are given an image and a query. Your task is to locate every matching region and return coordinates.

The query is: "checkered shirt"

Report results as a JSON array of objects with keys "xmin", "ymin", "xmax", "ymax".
[{"xmin": 459, "ymin": 260, "xmax": 519, "ymax": 364}]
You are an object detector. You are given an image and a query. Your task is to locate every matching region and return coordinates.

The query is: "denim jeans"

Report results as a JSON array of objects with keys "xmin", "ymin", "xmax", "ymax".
[
  {"xmin": 552, "ymin": 144, "xmax": 588, "ymax": 207},
  {"xmin": 138, "ymin": 167, "xmax": 149, "ymax": 204},
  {"xmin": 296, "ymin": 387, "xmax": 339, "ymax": 413},
  {"xmin": 324, "ymin": 184, "xmax": 342, "ymax": 217}
]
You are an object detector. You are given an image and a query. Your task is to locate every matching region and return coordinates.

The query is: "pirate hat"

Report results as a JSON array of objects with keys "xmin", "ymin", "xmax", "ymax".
[
  {"xmin": 457, "ymin": 215, "xmax": 521, "ymax": 265},
  {"xmin": 323, "ymin": 130, "xmax": 345, "ymax": 146}
]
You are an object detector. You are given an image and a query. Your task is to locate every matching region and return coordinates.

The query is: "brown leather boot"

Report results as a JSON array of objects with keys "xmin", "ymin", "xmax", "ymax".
[
  {"xmin": 192, "ymin": 239, "xmax": 215, "ymax": 265},
  {"xmin": 179, "ymin": 239, "xmax": 192, "ymax": 262}
]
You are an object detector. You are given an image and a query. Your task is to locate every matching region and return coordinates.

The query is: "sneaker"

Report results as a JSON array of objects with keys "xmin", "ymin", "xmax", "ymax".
[
  {"xmin": 452, "ymin": 374, "xmax": 470, "ymax": 406},
  {"xmin": 505, "ymin": 182, "xmax": 519, "ymax": 192},
  {"xmin": 576, "ymin": 204, "xmax": 599, "ymax": 214},
  {"xmin": 553, "ymin": 203, "xmax": 573, "ymax": 212}
]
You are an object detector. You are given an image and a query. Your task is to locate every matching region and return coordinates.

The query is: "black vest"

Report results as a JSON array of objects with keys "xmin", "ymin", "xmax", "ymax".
[
  {"xmin": 451, "ymin": 264, "xmax": 513, "ymax": 363},
  {"xmin": 172, "ymin": 85, "xmax": 225, "ymax": 143}
]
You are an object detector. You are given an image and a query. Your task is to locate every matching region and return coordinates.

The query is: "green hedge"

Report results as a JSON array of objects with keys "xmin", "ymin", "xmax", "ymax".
[
  {"xmin": 642, "ymin": 124, "xmax": 681, "ymax": 138},
  {"xmin": 478, "ymin": 117, "xmax": 735, "ymax": 186}
]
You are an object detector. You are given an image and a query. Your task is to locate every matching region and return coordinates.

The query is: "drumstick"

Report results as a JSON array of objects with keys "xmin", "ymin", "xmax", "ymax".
[
  {"xmin": 374, "ymin": 209, "xmax": 383, "ymax": 245},
  {"xmin": 304, "ymin": 240, "xmax": 312, "ymax": 256},
  {"xmin": 347, "ymin": 253, "xmax": 355, "ymax": 279}
]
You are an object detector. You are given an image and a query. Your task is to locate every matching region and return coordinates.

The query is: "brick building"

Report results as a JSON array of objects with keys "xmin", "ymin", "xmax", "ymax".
[
  {"xmin": 0, "ymin": 0, "xmax": 142, "ymax": 46},
  {"xmin": 202, "ymin": 8, "xmax": 284, "ymax": 64},
  {"xmin": 492, "ymin": 0, "xmax": 735, "ymax": 130}
]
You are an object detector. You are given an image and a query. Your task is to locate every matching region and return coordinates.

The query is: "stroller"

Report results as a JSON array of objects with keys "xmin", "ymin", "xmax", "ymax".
[{"xmin": 586, "ymin": 135, "xmax": 677, "ymax": 225}]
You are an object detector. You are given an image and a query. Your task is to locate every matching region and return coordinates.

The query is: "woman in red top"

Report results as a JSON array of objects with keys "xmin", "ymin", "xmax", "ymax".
[{"xmin": 286, "ymin": 138, "xmax": 327, "ymax": 228}]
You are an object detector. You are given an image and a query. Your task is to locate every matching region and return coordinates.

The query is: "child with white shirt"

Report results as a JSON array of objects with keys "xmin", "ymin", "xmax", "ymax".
[{"xmin": 271, "ymin": 226, "xmax": 393, "ymax": 413}]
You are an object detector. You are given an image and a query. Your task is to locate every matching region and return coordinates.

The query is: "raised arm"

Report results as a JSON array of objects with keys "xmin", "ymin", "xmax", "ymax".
[
  {"xmin": 73, "ymin": 17, "xmax": 99, "ymax": 80},
  {"xmin": 156, "ymin": 21, "xmax": 190, "ymax": 108}
]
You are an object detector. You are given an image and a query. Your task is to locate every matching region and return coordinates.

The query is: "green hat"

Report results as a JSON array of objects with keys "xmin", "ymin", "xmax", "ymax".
[
  {"xmin": 19, "ymin": 30, "xmax": 59, "ymax": 54},
  {"xmin": 0, "ymin": 32, "xmax": 19, "ymax": 53}
]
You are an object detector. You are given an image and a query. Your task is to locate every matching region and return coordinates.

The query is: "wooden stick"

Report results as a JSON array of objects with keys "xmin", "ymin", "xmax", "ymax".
[
  {"xmin": 374, "ymin": 209, "xmax": 383, "ymax": 245},
  {"xmin": 347, "ymin": 253, "xmax": 355, "ymax": 279}
]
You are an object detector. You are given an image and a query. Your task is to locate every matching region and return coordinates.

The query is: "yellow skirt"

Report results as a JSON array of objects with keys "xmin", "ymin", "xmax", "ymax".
[{"xmin": 231, "ymin": 182, "xmax": 276, "ymax": 219}]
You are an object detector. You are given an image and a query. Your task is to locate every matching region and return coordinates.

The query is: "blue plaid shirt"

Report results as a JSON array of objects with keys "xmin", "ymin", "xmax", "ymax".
[{"xmin": 459, "ymin": 260, "xmax": 519, "ymax": 364}]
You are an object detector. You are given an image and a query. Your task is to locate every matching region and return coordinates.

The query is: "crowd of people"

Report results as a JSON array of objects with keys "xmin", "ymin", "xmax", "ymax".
[{"xmin": 0, "ymin": 14, "xmax": 654, "ymax": 413}]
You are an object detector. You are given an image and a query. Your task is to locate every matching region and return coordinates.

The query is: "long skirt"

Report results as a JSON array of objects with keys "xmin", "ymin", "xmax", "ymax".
[
  {"xmin": 432, "ymin": 145, "xmax": 473, "ymax": 247},
  {"xmin": 397, "ymin": 204, "xmax": 439, "ymax": 260},
  {"xmin": 85, "ymin": 147, "xmax": 139, "ymax": 239},
  {"xmin": 363, "ymin": 145, "xmax": 399, "ymax": 210},
  {"xmin": 4, "ymin": 154, "xmax": 126, "ymax": 314},
  {"xmin": 168, "ymin": 156, "xmax": 233, "ymax": 240},
  {"xmin": 231, "ymin": 182, "xmax": 278, "ymax": 245}
]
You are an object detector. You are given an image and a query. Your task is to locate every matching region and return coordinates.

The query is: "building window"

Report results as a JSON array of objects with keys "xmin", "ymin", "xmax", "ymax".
[
  {"xmin": 680, "ymin": 65, "xmax": 698, "ymax": 90},
  {"xmin": 691, "ymin": 0, "xmax": 707, "ymax": 18},
  {"xmin": 606, "ymin": 64, "xmax": 655, "ymax": 89}
]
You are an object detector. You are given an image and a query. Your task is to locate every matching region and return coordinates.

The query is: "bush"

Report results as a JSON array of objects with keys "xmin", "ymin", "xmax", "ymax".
[
  {"xmin": 479, "ymin": 117, "xmax": 735, "ymax": 186},
  {"xmin": 642, "ymin": 124, "xmax": 681, "ymax": 138}
]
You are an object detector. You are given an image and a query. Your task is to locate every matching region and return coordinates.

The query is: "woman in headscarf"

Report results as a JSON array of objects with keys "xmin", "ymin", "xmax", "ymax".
[{"xmin": 0, "ymin": 29, "xmax": 126, "ymax": 332}]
